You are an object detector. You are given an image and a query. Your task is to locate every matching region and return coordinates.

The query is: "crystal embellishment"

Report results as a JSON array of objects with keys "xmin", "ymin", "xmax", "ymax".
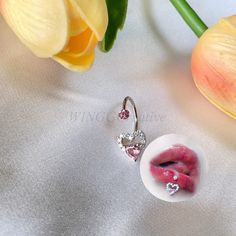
[
  {"xmin": 166, "ymin": 182, "xmax": 180, "ymax": 196},
  {"xmin": 118, "ymin": 109, "xmax": 130, "ymax": 120},
  {"xmin": 117, "ymin": 130, "xmax": 146, "ymax": 161}
]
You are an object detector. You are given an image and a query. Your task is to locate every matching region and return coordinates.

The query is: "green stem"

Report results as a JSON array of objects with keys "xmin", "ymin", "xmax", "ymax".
[{"xmin": 170, "ymin": 0, "xmax": 208, "ymax": 38}]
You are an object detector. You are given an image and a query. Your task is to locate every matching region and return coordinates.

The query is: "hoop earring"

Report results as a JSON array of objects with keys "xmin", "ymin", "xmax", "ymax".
[{"xmin": 115, "ymin": 96, "xmax": 207, "ymax": 202}]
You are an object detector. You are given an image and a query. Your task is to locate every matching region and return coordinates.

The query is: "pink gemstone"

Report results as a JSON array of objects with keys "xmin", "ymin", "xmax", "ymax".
[
  {"xmin": 119, "ymin": 109, "xmax": 129, "ymax": 120},
  {"xmin": 126, "ymin": 146, "xmax": 141, "ymax": 161}
]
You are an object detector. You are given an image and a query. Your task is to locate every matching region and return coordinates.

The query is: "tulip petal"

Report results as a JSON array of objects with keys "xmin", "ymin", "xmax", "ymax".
[
  {"xmin": 192, "ymin": 16, "xmax": 236, "ymax": 118},
  {"xmin": 0, "ymin": 1, "xmax": 3, "ymax": 13},
  {"xmin": 54, "ymin": 28, "xmax": 97, "ymax": 71},
  {"xmin": 67, "ymin": 0, "xmax": 88, "ymax": 36},
  {"xmin": 1, "ymin": 0, "xmax": 69, "ymax": 57},
  {"xmin": 53, "ymin": 53, "xmax": 95, "ymax": 71},
  {"xmin": 63, "ymin": 28, "xmax": 97, "ymax": 57},
  {"xmin": 72, "ymin": 0, "xmax": 108, "ymax": 41}
]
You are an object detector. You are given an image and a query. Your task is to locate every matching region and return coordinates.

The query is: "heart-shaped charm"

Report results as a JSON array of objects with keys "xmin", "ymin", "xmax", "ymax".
[
  {"xmin": 166, "ymin": 182, "xmax": 180, "ymax": 196},
  {"xmin": 126, "ymin": 145, "xmax": 141, "ymax": 161},
  {"xmin": 117, "ymin": 130, "xmax": 146, "ymax": 161}
]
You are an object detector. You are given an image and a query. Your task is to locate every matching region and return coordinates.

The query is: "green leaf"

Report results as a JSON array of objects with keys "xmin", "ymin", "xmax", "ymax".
[{"xmin": 100, "ymin": 0, "xmax": 128, "ymax": 52}]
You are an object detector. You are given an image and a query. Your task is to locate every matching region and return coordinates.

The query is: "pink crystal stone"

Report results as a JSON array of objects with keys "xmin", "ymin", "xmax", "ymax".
[
  {"xmin": 119, "ymin": 109, "xmax": 129, "ymax": 120},
  {"xmin": 126, "ymin": 146, "xmax": 141, "ymax": 161}
]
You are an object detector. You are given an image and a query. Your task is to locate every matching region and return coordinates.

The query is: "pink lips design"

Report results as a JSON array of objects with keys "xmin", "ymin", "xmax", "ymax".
[{"xmin": 150, "ymin": 144, "xmax": 199, "ymax": 193}]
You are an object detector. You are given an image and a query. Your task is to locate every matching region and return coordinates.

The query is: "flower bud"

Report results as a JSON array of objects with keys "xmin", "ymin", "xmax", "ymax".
[{"xmin": 192, "ymin": 16, "xmax": 236, "ymax": 118}]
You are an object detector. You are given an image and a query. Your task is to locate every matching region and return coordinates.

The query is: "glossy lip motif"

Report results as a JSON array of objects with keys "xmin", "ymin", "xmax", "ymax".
[
  {"xmin": 150, "ymin": 144, "xmax": 199, "ymax": 195},
  {"xmin": 140, "ymin": 134, "xmax": 206, "ymax": 202}
]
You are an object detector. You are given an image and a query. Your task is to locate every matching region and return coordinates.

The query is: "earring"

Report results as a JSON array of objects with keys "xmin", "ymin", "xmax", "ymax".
[
  {"xmin": 116, "ymin": 97, "xmax": 207, "ymax": 202},
  {"xmin": 117, "ymin": 96, "xmax": 146, "ymax": 162}
]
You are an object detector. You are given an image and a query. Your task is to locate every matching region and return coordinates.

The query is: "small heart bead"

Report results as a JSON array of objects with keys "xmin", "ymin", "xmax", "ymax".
[{"xmin": 166, "ymin": 182, "xmax": 180, "ymax": 196}]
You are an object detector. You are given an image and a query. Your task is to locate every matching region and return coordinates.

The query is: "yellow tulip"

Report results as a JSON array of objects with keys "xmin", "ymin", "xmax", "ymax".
[{"xmin": 0, "ymin": 0, "xmax": 108, "ymax": 71}]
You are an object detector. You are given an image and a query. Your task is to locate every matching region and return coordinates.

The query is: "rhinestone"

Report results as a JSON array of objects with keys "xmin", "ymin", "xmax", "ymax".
[
  {"xmin": 173, "ymin": 175, "xmax": 178, "ymax": 181},
  {"xmin": 119, "ymin": 109, "xmax": 129, "ymax": 120}
]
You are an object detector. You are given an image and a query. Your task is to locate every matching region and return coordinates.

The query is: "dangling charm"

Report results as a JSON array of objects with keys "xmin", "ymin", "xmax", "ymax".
[
  {"xmin": 166, "ymin": 183, "xmax": 180, "ymax": 196},
  {"xmin": 116, "ymin": 96, "xmax": 146, "ymax": 162}
]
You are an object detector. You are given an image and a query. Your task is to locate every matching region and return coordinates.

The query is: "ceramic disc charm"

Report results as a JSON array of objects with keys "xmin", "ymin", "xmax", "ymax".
[{"xmin": 140, "ymin": 134, "xmax": 207, "ymax": 202}]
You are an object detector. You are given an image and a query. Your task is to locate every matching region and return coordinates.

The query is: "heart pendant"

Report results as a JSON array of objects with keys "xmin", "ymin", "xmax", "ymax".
[
  {"xmin": 117, "ymin": 130, "xmax": 146, "ymax": 161},
  {"xmin": 166, "ymin": 182, "xmax": 180, "ymax": 196}
]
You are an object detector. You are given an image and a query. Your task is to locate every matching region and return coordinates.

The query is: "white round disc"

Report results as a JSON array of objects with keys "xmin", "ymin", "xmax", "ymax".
[{"xmin": 140, "ymin": 134, "xmax": 207, "ymax": 202}]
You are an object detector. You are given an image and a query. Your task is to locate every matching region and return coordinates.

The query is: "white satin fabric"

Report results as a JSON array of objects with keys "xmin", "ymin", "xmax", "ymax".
[{"xmin": 0, "ymin": 0, "xmax": 235, "ymax": 235}]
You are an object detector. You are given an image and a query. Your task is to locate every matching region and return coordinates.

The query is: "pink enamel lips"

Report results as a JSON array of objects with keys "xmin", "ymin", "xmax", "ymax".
[{"xmin": 150, "ymin": 144, "xmax": 199, "ymax": 193}]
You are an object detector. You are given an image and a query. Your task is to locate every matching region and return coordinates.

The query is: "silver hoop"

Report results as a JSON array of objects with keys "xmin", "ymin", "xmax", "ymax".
[
  {"xmin": 117, "ymin": 96, "xmax": 146, "ymax": 162},
  {"xmin": 119, "ymin": 96, "xmax": 139, "ymax": 132}
]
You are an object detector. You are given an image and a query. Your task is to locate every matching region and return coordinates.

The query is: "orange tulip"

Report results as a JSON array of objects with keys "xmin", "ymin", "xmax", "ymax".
[
  {"xmin": 171, "ymin": 0, "xmax": 236, "ymax": 119},
  {"xmin": 192, "ymin": 16, "xmax": 236, "ymax": 119}
]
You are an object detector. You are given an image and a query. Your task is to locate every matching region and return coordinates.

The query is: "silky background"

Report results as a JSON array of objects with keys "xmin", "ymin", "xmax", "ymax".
[{"xmin": 0, "ymin": 1, "xmax": 236, "ymax": 235}]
